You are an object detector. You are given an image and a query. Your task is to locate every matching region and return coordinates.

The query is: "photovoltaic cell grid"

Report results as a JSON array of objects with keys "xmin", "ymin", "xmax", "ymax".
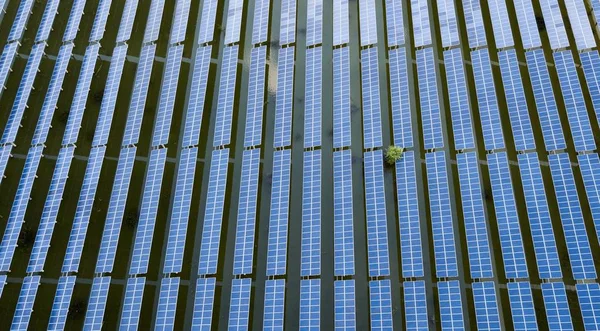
[
  {"xmin": 198, "ymin": 0, "xmax": 218, "ymax": 44},
  {"xmin": 152, "ymin": 45, "xmax": 184, "ymax": 147},
  {"xmin": 444, "ymin": 48, "xmax": 475, "ymax": 150},
  {"xmin": 411, "ymin": 0, "xmax": 432, "ymax": 47},
  {"xmin": 7, "ymin": 0, "xmax": 34, "ymax": 42},
  {"xmin": 578, "ymin": 154, "xmax": 600, "ymax": 242},
  {"xmin": 48, "ymin": 276, "xmax": 76, "ymax": 331},
  {"xmin": 300, "ymin": 279, "xmax": 320, "ymax": 329},
  {"xmin": 263, "ymin": 279, "xmax": 285, "ymax": 331},
  {"xmin": 170, "ymin": 0, "xmax": 191, "ymax": 44},
  {"xmin": 539, "ymin": 0, "xmax": 569, "ymax": 49},
  {"xmin": 305, "ymin": 47, "xmax": 323, "ymax": 148},
  {"xmin": 405, "ymin": 281, "xmax": 428, "ymax": 330},
  {"xmin": 577, "ymin": 283, "xmax": 600, "ymax": 331},
  {"xmin": 334, "ymin": 0, "xmax": 349, "ymax": 46},
  {"xmin": 462, "ymin": 0, "xmax": 486, "ymax": 48},
  {"xmin": 333, "ymin": 150, "xmax": 355, "ymax": 276},
  {"xmin": 10, "ymin": 276, "xmax": 40, "ymax": 331},
  {"xmin": 306, "ymin": 0, "xmax": 323, "ymax": 46},
  {"xmin": 182, "ymin": 46, "xmax": 212, "ymax": 147},
  {"xmin": 0, "ymin": 275, "xmax": 6, "ymax": 299},
  {"xmin": 507, "ymin": 282, "xmax": 538, "ymax": 330},
  {"xmin": 389, "ymin": 48, "xmax": 413, "ymax": 148},
  {"xmin": 144, "ymin": 0, "xmax": 166, "ymax": 43},
  {"xmin": 333, "ymin": 47, "xmax": 351, "ymax": 149},
  {"xmin": 0, "ymin": 43, "xmax": 18, "ymax": 90},
  {"xmin": 214, "ymin": 46, "xmax": 239, "ymax": 147},
  {"xmin": 0, "ymin": 145, "xmax": 11, "ymax": 186},
  {"xmin": 361, "ymin": 48, "xmax": 383, "ymax": 149},
  {"xmin": 192, "ymin": 278, "xmax": 217, "ymax": 329},
  {"xmin": 487, "ymin": 0, "xmax": 513, "ymax": 49},
  {"xmin": 266, "ymin": 150, "xmax": 292, "ymax": 276},
  {"xmin": 369, "ymin": 280, "xmax": 393, "ymax": 330},
  {"xmin": 89, "ymin": 0, "xmax": 112, "ymax": 42},
  {"xmin": 228, "ymin": 278, "xmax": 252, "ymax": 330},
  {"xmin": 359, "ymin": 0, "xmax": 377, "ymax": 46},
  {"xmin": 63, "ymin": 0, "xmax": 86, "ymax": 41},
  {"xmin": 417, "ymin": 48, "xmax": 444, "ymax": 150},
  {"xmin": 541, "ymin": 282, "xmax": 574, "ymax": 330},
  {"xmin": 364, "ymin": 150, "xmax": 390, "ymax": 277},
  {"xmin": 580, "ymin": 51, "xmax": 600, "ymax": 124},
  {"xmin": 35, "ymin": 0, "xmax": 60, "ymax": 43},
  {"xmin": 472, "ymin": 282, "xmax": 501, "ymax": 331},
  {"xmin": 564, "ymin": 0, "xmax": 595, "ymax": 50},
  {"xmin": 335, "ymin": 280, "xmax": 356, "ymax": 330},
  {"xmin": 280, "ymin": 0, "xmax": 297, "ymax": 45},
  {"xmin": 116, "ymin": 0, "xmax": 139, "ymax": 42},
  {"xmin": 244, "ymin": 46, "xmax": 267, "ymax": 148},
  {"xmin": 436, "ymin": 0, "xmax": 459, "ymax": 47},
  {"xmin": 302, "ymin": 150, "xmax": 321, "ymax": 276},
  {"xmin": 224, "ymin": 0, "xmax": 244, "ymax": 45},
  {"xmin": 120, "ymin": 277, "xmax": 146, "ymax": 330},
  {"xmin": 513, "ymin": 0, "xmax": 541, "ymax": 49},
  {"xmin": 252, "ymin": 0, "xmax": 270, "ymax": 44},
  {"xmin": 274, "ymin": 47, "xmax": 295, "ymax": 148},
  {"xmin": 438, "ymin": 281, "xmax": 465, "ymax": 330},
  {"xmin": 84, "ymin": 277, "xmax": 111, "ymax": 330},
  {"xmin": 155, "ymin": 277, "xmax": 180, "ymax": 330}
]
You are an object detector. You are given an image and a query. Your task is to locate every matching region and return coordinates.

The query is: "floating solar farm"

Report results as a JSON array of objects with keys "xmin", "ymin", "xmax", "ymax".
[{"xmin": 2, "ymin": 0, "xmax": 600, "ymax": 329}]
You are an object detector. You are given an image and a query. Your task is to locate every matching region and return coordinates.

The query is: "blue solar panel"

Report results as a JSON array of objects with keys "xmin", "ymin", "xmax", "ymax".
[
  {"xmin": 405, "ymin": 281, "xmax": 428, "ymax": 330},
  {"xmin": 417, "ymin": 48, "xmax": 444, "ymax": 150},
  {"xmin": 578, "ymin": 154, "xmax": 600, "ymax": 243},
  {"xmin": 564, "ymin": 0, "xmax": 595, "ymax": 50},
  {"xmin": 116, "ymin": 0, "xmax": 139, "ymax": 42},
  {"xmin": 62, "ymin": 147, "xmax": 106, "ymax": 273},
  {"xmin": 369, "ymin": 280, "xmax": 393, "ymax": 330},
  {"xmin": 0, "ymin": 146, "xmax": 43, "ymax": 271},
  {"xmin": 487, "ymin": 0, "xmax": 513, "ymax": 48},
  {"xmin": 389, "ymin": 48, "xmax": 413, "ymax": 148},
  {"xmin": 554, "ymin": 51, "xmax": 596, "ymax": 152},
  {"xmin": 274, "ymin": 47, "xmax": 295, "ymax": 148},
  {"xmin": 333, "ymin": 150, "xmax": 354, "ymax": 277},
  {"xmin": 198, "ymin": 149, "xmax": 230, "ymax": 275},
  {"xmin": 580, "ymin": 51, "xmax": 600, "ymax": 124},
  {"xmin": 457, "ymin": 152, "xmax": 494, "ymax": 279},
  {"xmin": 518, "ymin": 153, "xmax": 562, "ymax": 280},
  {"xmin": 438, "ymin": 281, "xmax": 465, "ymax": 330},
  {"xmin": 152, "ymin": 46, "xmax": 184, "ymax": 147},
  {"xmin": 333, "ymin": 0, "xmax": 350, "ymax": 46},
  {"xmin": 486, "ymin": 153, "xmax": 529, "ymax": 280},
  {"xmin": 27, "ymin": 147, "xmax": 74, "ymax": 273},
  {"xmin": 411, "ymin": 0, "xmax": 432, "ymax": 47},
  {"xmin": 334, "ymin": 280, "xmax": 356, "ymax": 330},
  {"xmin": 305, "ymin": 47, "xmax": 323, "ymax": 148},
  {"xmin": 306, "ymin": 0, "xmax": 323, "ymax": 46},
  {"xmin": 92, "ymin": 45, "xmax": 128, "ymax": 147},
  {"xmin": 361, "ymin": 48, "xmax": 383, "ymax": 149},
  {"xmin": 263, "ymin": 279, "xmax": 285, "ymax": 331},
  {"xmin": 300, "ymin": 279, "xmax": 320, "ymax": 329},
  {"xmin": 436, "ymin": 0, "xmax": 459, "ymax": 47},
  {"xmin": 63, "ymin": 0, "xmax": 86, "ymax": 41},
  {"xmin": 364, "ymin": 150, "xmax": 390, "ymax": 277},
  {"xmin": 48, "ymin": 276, "xmax": 76, "ymax": 331},
  {"xmin": 89, "ymin": 0, "xmax": 112, "ymax": 41},
  {"xmin": 96, "ymin": 147, "xmax": 137, "ymax": 274},
  {"xmin": 143, "ymin": 0, "xmax": 166, "ymax": 43},
  {"xmin": 224, "ymin": 0, "xmax": 244, "ymax": 45},
  {"xmin": 472, "ymin": 282, "xmax": 501, "ymax": 331},
  {"xmin": 198, "ymin": 0, "xmax": 219, "ymax": 44},
  {"xmin": 541, "ymin": 282, "xmax": 574, "ymax": 330},
  {"xmin": 513, "ymin": 0, "xmax": 541, "ymax": 49},
  {"xmin": 192, "ymin": 278, "xmax": 217, "ymax": 329},
  {"xmin": 120, "ymin": 277, "xmax": 146, "ymax": 329},
  {"xmin": 359, "ymin": 0, "xmax": 377, "ymax": 46},
  {"xmin": 155, "ymin": 277, "xmax": 180, "ymax": 330},
  {"xmin": 129, "ymin": 148, "xmax": 167, "ymax": 275},
  {"xmin": 84, "ymin": 277, "xmax": 111, "ymax": 330},
  {"xmin": 214, "ymin": 46, "xmax": 239, "ymax": 147},
  {"xmin": 10, "ymin": 276, "xmax": 40, "ymax": 330},
  {"xmin": 549, "ymin": 153, "xmax": 597, "ymax": 280},
  {"xmin": 426, "ymin": 151, "xmax": 458, "ymax": 278},
  {"xmin": 170, "ymin": 0, "xmax": 191, "ymax": 44},
  {"xmin": 444, "ymin": 48, "xmax": 475, "ymax": 150},
  {"xmin": 163, "ymin": 147, "xmax": 198, "ymax": 274},
  {"xmin": 471, "ymin": 49, "xmax": 504, "ymax": 151},
  {"xmin": 538, "ymin": 0, "xmax": 569, "ymax": 49},
  {"xmin": 35, "ymin": 0, "xmax": 60, "ymax": 42},
  {"xmin": 507, "ymin": 282, "xmax": 538, "ymax": 330},
  {"xmin": 395, "ymin": 151, "xmax": 424, "ymax": 278},
  {"xmin": 498, "ymin": 50, "xmax": 536, "ymax": 151},
  {"xmin": 122, "ymin": 44, "xmax": 156, "ymax": 146},
  {"xmin": 0, "ymin": 275, "xmax": 6, "ymax": 299},
  {"xmin": 182, "ymin": 46, "xmax": 212, "ymax": 147},
  {"xmin": 7, "ymin": 0, "xmax": 34, "ymax": 41},
  {"xmin": 333, "ymin": 47, "xmax": 351, "ymax": 149},
  {"xmin": 244, "ymin": 46, "xmax": 267, "ymax": 148},
  {"xmin": 0, "ymin": 42, "xmax": 18, "ymax": 91},
  {"xmin": 229, "ymin": 278, "xmax": 252, "ymax": 330},
  {"xmin": 266, "ymin": 150, "xmax": 292, "ymax": 276},
  {"xmin": 301, "ymin": 150, "xmax": 321, "ymax": 276},
  {"xmin": 252, "ymin": 0, "xmax": 270, "ymax": 44},
  {"xmin": 385, "ymin": 0, "xmax": 404, "ymax": 46},
  {"xmin": 462, "ymin": 0, "xmax": 486, "ymax": 48},
  {"xmin": 577, "ymin": 283, "xmax": 600, "ymax": 331},
  {"xmin": 233, "ymin": 149, "xmax": 260, "ymax": 275},
  {"xmin": 0, "ymin": 145, "xmax": 11, "ymax": 186},
  {"xmin": 593, "ymin": 0, "xmax": 600, "ymax": 24},
  {"xmin": 280, "ymin": 0, "xmax": 297, "ymax": 45}
]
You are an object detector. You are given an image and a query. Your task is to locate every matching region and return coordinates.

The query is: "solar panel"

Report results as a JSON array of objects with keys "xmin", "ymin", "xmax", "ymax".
[
  {"xmin": 0, "ymin": 42, "xmax": 18, "ymax": 91},
  {"xmin": 10, "ymin": 276, "xmax": 40, "ymax": 330},
  {"xmin": 334, "ymin": 280, "xmax": 356, "ymax": 330},
  {"xmin": 306, "ymin": 0, "xmax": 323, "ymax": 46},
  {"xmin": 198, "ymin": 0, "xmax": 219, "ymax": 44},
  {"xmin": 116, "ymin": 0, "xmax": 139, "ymax": 42},
  {"xmin": 541, "ymin": 282, "xmax": 574, "ymax": 330},
  {"xmin": 224, "ymin": 0, "xmax": 244, "ymax": 44},
  {"xmin": 274, "ymin": 47, "xmax": 295, "ymax": 148},
  {"xmin": 252, "ymin": 0, "xmax": 270, "ymax": 44},
  {"xmin": 385, "ymin": 0, "xmax": 404, "ymax": 46},
  {"xmin": 369, "ymin": 280, "xmax": 393, "ymax": 330},
  {"xmin": 444, "ymin": 48, "xmax": 475, "ymax": 150},
  {"xmin": 163, "ymin": 147, "xmax": 198, "ymax": 274},
  {"xmin": 129, "ymin": 148, "xmax": 167, "ymax": 275},
  {"xmin": 214, "ymin": 45, "xmax": 239, "ymax": 147},
  {"xmin": 280, "ymin": 0, "xmax": 297, "ymax": 45},
  {"xmin": 48, "ymin": 276, "xmax": 76, "ymax": 331},
  {"xmin": 333, "ymin": 47, "xmax": 351, "ymax": 149},
  {"xmin": 486, "ymin": 153, "xmax": 529, "ymax": 280},
  {"xmin": 578, "ymin": 153, "xmax": 600, "ymax": 242},
  {"xmin": 89, "ymin": 0, "xmax": 113, "ymax": 42},
  {"xmin": 487, "ymin": 0, "xmax": 513, "ymax": 48},
  {"xmin": 95, "ymin": 147, "xmax": 137, "ymax": 274},
  {"xmin": 457, "ymin": 152, "xmax": 494, "ymax": 279},
  {"xmin": 361, "ymin": 48, "xmax": 383, "ymax": 149},
  {"xmin": 182, "ymin": 46, "xmax": 212, "ymax": 147},
  {"xmin": 1, "ymin": 43, "xmax": 45, "ymax": 144},
  {"xmin": 27, "ymin": 147, "xmax": 74, "ymax": 273},
  {"xmin": 471, "ymin": 49, "xmax": 505, "ymax": 151},
  {"xmin": 143, "ymin": 0, "xmax": 166, "ymax": 43},
  {"xmin": 63, "ymin": 44, "xmax": 100, "ymax": 146},
  {"xmin": 436, "ymin": 0, "xmax": 459, "ymax": 47},
  {"xmin": 333, "ymin": 0, "xmax": 349, "ymax": 46},
  {"xmin": 192, "ymin": 278, "xmax": 217, "ymax": 329},
  {"xmin": 7, "ymin": 0, "xmax": 34, "ymax": 41},
  {"xmin": 84, "ymin": 277, "xmax": 111, "ymax": 330},
  {"xmin": 364, "ymin": 150, "xmax": 390, "ymax": 277},
  {"xmin": 32, "ymin": 44, "xmax": 73, "ymax": 145},
  {"xmin": 0, "ymin": 146, "xmax": 43, "ymax": 271},
  {"xmin": 35, "ymin": 0, "xmax": 60, "ymax": 42},
  {"xmin": 472, "ymin": 282, "xmax": 501, "ymax": 331},
  {"xmin": 155, "ymin": 277, "xmax": 180, "ymax": 330},
  {"xmin": 301, "ymin": 150, "xmax": 321, "ymax": 276},
  {"xmin": 564, "ymin": 0, "xmax": 595, "ymax": 50},
  {"xmin": 592, "ymin": 0, "xmax": 600, "ymax": 25},
  {"xmin": 553, "ymin": 51, "xmax": 596, "ymax": 152},
  {"xmin": 359, "ymin": 0, "xmax": 377, "ymax": 46},
  {"xmin": 198, "ymin": 149, "xmax": 230, "ymax": 275},
  {"xmin": 462, "ymin": 0, "xmax": 486, "ymax": 48},
  {"xmin": 518, "ymin": 153, "xmax": 562, "ymax": 280},
  {"xmin": 120, "ymin": 277, "xmax": 146, "ymax": 329},
  {"xmin": 229, "ymin": 278, "xmax": 252, "ymax": 330},
  {"xmin": 580, "ymin": 51, "xmax": 600, "ymax": 124},
  {"xmin": 405, "ymin": 281, "xmax": 428, "ymax": 330},
  {"xmin": 333, "ymin": 150, "xmax": 354, "ymax": 277},
  {"xmin": 507, "ymin": 282, "xmax": 538, "ymax": 330},
  {"xmin": 152, "ymin": 45, "xmax": 184, "ymax": 147},
  {"xmin": 263, "ymin": 279, "xmax": 285, "ymax": 331},
  {"xmin": 300, "ymin": 279, "xmax": 320, "ymax": 329},
  {"xmin": 498, "ymin": 50, "xmax": 536, "ymax": 151},
  {"xmin": 0, "ymin": 275, "xmax": 6, "ymax": 299},
  {"xmin": 244, "ymin": 46, "xmax": 267, "ymax": 148},
  {"xmin": 170, "ymin": 0, "xmax": 191, "ymax": 44},
  {"xmin": 577, "ymin": 283, "xmax": 600, "ymax": 331},
  {"xmin": 395, "ymin": 151, "xmax": 424, "ymax": 278},
  {"xmin": 417, "ymin": 48, "xmax": 444, "ymax": 150},
  {"xmin": 305, "ymin": 47, "xmax": 322, "ymax": 148},
  {"xmin": 92, "ymin": 45, "xmax": 129, "ymax": 147},
  {"xmin": 513, "ymin": 0, "xmax": 541, "ymax": 49},
  {"xmin": 232, "ymin": 149, "xmax": 260, "ymax": 275},
  {"xmin": 426, "ymin": 151, "xmax": 458, "ymax": 278},
  {"xmin": 266, "ymin": 150, "xmax": 292, "ymax": 276},
  {"xmin": 389, "ymin": 48, "xmax": 413, "ymax": 148},
  {"xmin": 63, "ymin": 0, "xmax": 86, "ymax": 41},
  {"xmin": 61, "ymin": 147, "xmax": 106, "ymax": 273},
  {"xmin": 438, "ymin": 281, "xmax": 465, "ymax": 330},
  {"xmin": 538, "ymin": 0, "xmax": 569, "ymax": 49},
  {"xmin": 411, "ymin": 0, "xmax": 431, "ymax": 47},
  {"xmin": 122, "ymin": 44, "xmax": 157, "ymax": 146},
  {"xmin": 0, "ymin": 145, "xmax": 11, "ymax": 186}
]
